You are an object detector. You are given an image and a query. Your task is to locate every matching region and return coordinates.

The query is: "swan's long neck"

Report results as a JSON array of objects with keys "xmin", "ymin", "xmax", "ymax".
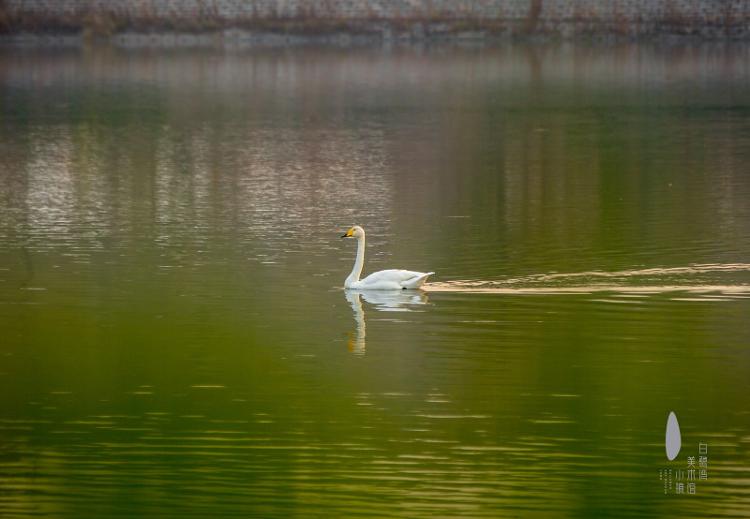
[{"xmin": 346, "ymin": 233, "xmax": 365, "ymax": 287}]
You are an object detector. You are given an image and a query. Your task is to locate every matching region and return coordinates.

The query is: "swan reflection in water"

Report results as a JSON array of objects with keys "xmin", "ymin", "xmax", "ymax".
[{"xmin": 345, "ymin": 290, "xmax": 429, "ymax": 355}]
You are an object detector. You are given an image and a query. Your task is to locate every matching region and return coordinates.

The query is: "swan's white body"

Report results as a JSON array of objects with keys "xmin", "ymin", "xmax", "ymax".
[{"xmin": 342, "ymin": 226, "xmax": 434, "ymax": 290}]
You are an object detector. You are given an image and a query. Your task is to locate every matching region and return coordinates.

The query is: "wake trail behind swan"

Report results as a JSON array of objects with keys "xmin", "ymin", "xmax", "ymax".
[{"xmin": 423, "ymin": 263, "xmax": 750, "ymax": 298}]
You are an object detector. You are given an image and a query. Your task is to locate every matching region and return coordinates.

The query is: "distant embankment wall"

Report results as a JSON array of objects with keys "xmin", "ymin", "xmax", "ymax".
[{"xmin": 2, "ymin": 1, "xmax": 750, "ymax": 41}]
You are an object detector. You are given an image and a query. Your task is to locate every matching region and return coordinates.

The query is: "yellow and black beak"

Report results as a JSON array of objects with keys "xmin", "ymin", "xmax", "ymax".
[{"xmin": 341, "ymin": 228, "xmax": 353, "ymax": 238}]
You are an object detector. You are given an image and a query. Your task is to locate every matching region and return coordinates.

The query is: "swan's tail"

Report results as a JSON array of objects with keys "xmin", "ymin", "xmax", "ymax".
[{"xmin": 403, "ymin": 272, "xmax": 435, "ymax": 289}]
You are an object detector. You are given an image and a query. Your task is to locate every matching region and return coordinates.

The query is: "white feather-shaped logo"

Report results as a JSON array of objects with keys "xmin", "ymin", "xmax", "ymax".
[{"xmin": 665, "ymin": 411, "xmax": 681, "ymax": 461}]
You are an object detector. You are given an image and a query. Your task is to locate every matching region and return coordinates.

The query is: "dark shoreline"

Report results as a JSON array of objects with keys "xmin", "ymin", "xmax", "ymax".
[
  {"xmin": 3, "ymin": 26, "xmax": 750, "ymax": 50},
  {"xmin": 3, "ymin": 2, "xmax": 750, "ymax": 48}
]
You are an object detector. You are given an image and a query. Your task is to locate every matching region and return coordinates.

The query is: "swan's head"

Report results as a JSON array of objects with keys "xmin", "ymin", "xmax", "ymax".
[{"xmin": 341, "ymin": 225, "xmax": 365, "ymax": 239}]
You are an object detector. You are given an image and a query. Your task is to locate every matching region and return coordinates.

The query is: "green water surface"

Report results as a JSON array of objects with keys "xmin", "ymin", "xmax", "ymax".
[{"xmin": 1, "ymin": 43, "xmax": 749, "ymax": 517}]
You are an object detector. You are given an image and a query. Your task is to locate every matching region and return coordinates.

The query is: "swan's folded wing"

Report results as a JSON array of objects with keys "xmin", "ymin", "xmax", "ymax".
[
  {"xmin": 361, "ymin": 269, "xmax": 421, "ymax": 283},
  {"xmin": 360, "ymin": 269, "xmax": 434, "ymax": 288}
]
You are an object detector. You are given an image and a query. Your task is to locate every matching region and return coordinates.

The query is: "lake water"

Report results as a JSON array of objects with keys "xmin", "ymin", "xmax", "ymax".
[{"xmin": 1, "ymin": 43, "xmax": 749, "ymax": 517}]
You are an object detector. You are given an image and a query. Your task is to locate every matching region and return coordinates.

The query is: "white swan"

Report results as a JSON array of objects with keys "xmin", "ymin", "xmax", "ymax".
[{"xmin": 341, "ymin": 225, "xmax": 434, "ymax": 290}]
